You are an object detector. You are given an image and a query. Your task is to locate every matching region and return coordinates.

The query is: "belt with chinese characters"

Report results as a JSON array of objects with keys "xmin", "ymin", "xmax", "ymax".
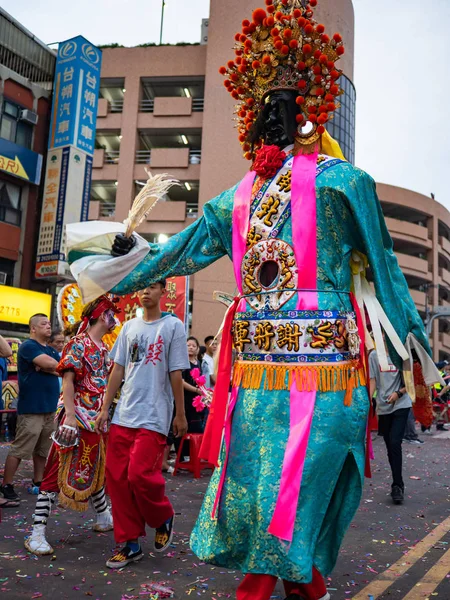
[{"xmin": 232, "ymin": 309, "xmax": 352, "ymax": 363}]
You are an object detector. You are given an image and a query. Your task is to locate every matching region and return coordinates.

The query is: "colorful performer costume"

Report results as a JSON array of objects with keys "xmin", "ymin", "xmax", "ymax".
[
  {"xmin": 66, "ymin": 1, "xmax": 439, "ymax": 597},
  {"xmin": 25, "ymin": 296, "xmax": 117, "ymax": 556}
]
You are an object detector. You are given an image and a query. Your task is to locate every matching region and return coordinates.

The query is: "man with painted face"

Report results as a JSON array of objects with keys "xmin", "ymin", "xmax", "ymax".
[
  {"xmin": 67, "ymin": 1, "xmax": 439, "ymax": 598},
  {"xmin": 25, "ymin": 295, "xmax": 118, "ymax": 556}
]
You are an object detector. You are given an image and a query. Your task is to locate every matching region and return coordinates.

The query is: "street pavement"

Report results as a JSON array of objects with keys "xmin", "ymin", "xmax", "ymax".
[{"xmin": 0, "ymin": 429, "xmax": 449, "ymax": 600}]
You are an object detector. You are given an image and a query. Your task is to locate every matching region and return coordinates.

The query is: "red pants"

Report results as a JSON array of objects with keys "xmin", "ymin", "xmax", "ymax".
[
  {"xmin": 106, "ymin": 424, "xmax": 173, "ymax": 544},
  {"xmin": 236, "ymin": 568, "xmax": 327, "ymax": 600},
  {"xmin": 40, "ymin": 444, "xmax": 60, "ymax": 493}
]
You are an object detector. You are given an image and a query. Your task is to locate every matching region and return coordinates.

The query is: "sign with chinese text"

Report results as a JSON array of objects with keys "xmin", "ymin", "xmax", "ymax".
[
  {"xmin": 0, "ymin": 138, "xmax": 43, "ymax": 185},
  {"xmin": 49, "ymin": 36, "xmax": 102, "ymax": 155},
  {"xmin": 35, "ymin": 35, "xmax": 100, "ymax": 280},
  {"xmin": 0, "ymin": 286, "xmax": 52, "ymax": 326},
  {"xmin": 161, "ymin": 277, "xmax": 189, "ymax": 325},
  {"xmin": 35, "ymin": 146, "xmax": 93, "ymax": 279}
]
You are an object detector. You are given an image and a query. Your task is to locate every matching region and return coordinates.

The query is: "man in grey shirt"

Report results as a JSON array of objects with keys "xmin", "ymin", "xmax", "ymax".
[
  {"xmin": 95, "ymin": 281, "xmax": 189, "ymax": 569},
  {"xmin": 369, "ymin": 349, "xmax": 412, "ymax": 505}
]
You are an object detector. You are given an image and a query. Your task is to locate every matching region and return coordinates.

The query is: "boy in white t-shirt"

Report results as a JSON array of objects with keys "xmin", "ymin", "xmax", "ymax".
[{"xmin": 95, "ymin": 281, "xmax": 189, "ymax": 569}]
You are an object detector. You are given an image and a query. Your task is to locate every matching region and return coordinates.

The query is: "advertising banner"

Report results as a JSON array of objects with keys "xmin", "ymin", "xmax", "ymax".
[{"xmin": 35, "ymin": 35, "xmax": 101, "ymax": 280}]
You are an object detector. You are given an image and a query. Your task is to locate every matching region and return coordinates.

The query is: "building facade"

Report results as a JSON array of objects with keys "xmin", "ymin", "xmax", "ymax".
[
  {"xmin": 0, "ymin": 9, "xmax": 55, "ymax": 295},
  {"xmin": 91, "ymin": 0, "xmax": 356, "ymax": 334},
  {"xmin": 377, "ymin": 184, "xmax": 450, "ymax": 362}
]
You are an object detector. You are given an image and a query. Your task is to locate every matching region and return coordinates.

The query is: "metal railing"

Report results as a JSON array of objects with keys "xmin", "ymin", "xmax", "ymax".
[
  {"xmin": 138, "ymin": 98, "xmax": 204, "ymax": 113},
  {"xmin": 186, "ymin": 200, "xmax": 199, "ymax": 217},
  {"xmin": 192, "ymin": 98, "xmax": 204, "ymax": 112},
  {"xmin": 134, "ymin": 149, "xmax": 201, "ymax": 165},
  {"xmin": 139, "ymin": 99, "xmax": 155, "ymax": 113},
  {"xmin": 104, "ymin": 150, "xmax": 120, "ymax": 164},
  {"xmin": 109, "ymin": 100, "xmax": 124, "ymax": 113},
  {"xmin": 135, "ymin": 150, "xmax": 151, "ymax": 164}
]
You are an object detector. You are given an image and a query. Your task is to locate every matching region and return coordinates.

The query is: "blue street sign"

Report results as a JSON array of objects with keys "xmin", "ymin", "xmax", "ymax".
[
  {"xmin": 49, "ymin": 36, "xmax": 102, "ymax": 156},
  {"xmin": 0, "ymin": 138, "xmax": 43, "ymax": 185}
]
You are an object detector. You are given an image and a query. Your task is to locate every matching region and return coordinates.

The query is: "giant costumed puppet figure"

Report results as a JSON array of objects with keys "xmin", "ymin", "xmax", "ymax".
[{"xmin": 65, "ymin": 1, "xmax": 442, "ymax": 598}]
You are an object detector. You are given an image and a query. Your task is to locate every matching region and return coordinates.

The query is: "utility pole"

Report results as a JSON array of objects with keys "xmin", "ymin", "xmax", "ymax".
[{"xmin": 159, "ymin": 0, "xmax": 166, "ymax": 45}]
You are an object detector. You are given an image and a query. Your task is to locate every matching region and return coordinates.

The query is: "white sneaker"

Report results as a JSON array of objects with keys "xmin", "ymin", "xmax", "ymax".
[
  {"xmin": 24, "ymin": 524, "xmax": 54, "ymax": 556},
  {"xmin": 93, "ymin": 508, "xmax": 113, "ymax": 532}
]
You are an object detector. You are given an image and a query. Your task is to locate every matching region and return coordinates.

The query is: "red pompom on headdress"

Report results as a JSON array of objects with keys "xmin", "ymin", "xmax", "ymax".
[{"xmin": 218, "ymin": 0, "xmax": 345, "ymax": 158}]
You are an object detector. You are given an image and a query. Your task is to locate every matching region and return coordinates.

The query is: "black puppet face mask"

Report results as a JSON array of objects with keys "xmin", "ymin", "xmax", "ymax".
[{"xmin": 261, "ymin": 90, "xmax": 299, "ymax": 148}]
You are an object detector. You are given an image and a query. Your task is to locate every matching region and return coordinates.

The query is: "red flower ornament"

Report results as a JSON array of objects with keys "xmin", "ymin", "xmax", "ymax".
[{"xmin": 252, "ymin": 145, "xmax": 287, "ymax": 179}]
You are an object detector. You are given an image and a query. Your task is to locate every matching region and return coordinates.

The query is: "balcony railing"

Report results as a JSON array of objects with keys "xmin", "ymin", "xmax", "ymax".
[
  {"xmin": 110, "ymin": 100, "xmax": 124, "ymax": 113},
  {"xmin": 139, "ymin": 99, "xmax": 155, "ymax": 113},
  {"xmin": 134, "ymin": 149, "xmax": 202, "ymax": 164},
  {"xmin": 187, "ymin": 200, "xmax": 199, "ymax": 216},
  {"xmin": 138, "ymin": 98, "xmax": 204, "ymax": 113},
  {"xmin": 136, "ymin": 150, "xmax": 151, "ymax": 164},
  {"xmin": 192, "ymin": 98, "xmax": 204, "ymax": 112},
  {"xmin": 104, "ymin": 150, "xmax": 120, "ymax": 164}
]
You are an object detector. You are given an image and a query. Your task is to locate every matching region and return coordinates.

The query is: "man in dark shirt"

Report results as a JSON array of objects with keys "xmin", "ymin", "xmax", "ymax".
[{"xmin": 0, "ymin": 314, "xmax": 60, "ymax": 501}]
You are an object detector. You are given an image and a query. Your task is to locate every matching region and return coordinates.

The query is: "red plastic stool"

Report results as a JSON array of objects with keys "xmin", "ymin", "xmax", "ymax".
[{"xmin": 173, "ymin": 433, "xmax": 214, "ymax": 479}]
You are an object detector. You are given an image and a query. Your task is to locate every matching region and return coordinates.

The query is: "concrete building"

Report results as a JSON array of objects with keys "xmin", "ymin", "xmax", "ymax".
[
  {"xmin": 87, "ymin": 0, "xmax": 448, "ymax": 357},
  {"xmin": 0, "ymin": 8, "xmax": 55, "ymax": 293}
]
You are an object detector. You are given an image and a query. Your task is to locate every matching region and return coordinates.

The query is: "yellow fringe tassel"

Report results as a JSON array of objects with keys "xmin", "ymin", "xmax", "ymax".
[{"xmin": 232, "ymin": 361, "xmax": 366, "ymax": 400}]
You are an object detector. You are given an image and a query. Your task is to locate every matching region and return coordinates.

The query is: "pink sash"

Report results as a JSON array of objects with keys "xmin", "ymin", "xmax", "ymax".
[
  {"xmin": 268, "ymin": 152, "xmax": 319, "ymax": 541},
  {"xmin": 230, "ymin": 153, "xmax": 320, "ymax": 542}
]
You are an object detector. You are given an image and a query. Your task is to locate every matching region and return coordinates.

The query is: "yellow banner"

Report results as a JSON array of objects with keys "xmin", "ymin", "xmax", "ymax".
[{"xmin": 0, "ymin": 285, "xmax": 52, "ymax": 326}]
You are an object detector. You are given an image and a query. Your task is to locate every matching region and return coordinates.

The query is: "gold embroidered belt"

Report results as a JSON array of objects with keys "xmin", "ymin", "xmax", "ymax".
[{"xmin": 231, "ymin": 309, "xmax": 365, "ymax": 392}]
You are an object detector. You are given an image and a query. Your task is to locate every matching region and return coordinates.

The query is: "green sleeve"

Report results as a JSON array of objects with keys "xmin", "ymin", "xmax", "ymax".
[
  {"xmin": 109, "ymin": 184, "xmax": 236, "ymax": 295},
  {"xmin": 340, "ymin": 164, "xmax": 430, "ymax": 365}
]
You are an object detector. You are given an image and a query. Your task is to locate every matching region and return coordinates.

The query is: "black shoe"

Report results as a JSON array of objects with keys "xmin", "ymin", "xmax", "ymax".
[
  {"xmin": 437, "ymin": 424, "xmax": 449, "ymax": 431},
  {"xmin": 391, "ymin": 485, "xmax": 404, "ymax": 505},
  {"xmin": 154, "ymin": 514, "xmax": 174, "ymax": 553},
  {"xmin": 106, "ymin": 544, "xmax": 143, "ymax": 569},
  {"xmin": 0, "ymin": 484, "xmax": 19, "ymax": 501}
]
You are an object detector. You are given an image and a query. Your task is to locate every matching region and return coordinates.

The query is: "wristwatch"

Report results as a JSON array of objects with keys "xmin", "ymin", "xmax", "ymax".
[{"xmin": 396, "ymin": 390, "xmax": 404, "ymax": 398}]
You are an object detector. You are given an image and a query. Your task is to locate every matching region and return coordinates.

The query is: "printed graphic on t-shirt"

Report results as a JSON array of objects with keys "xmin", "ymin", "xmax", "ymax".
[
  {"xmin": 145, "ymin": 335, "xmax": 164, "ymax": 365},
  {"xmin": 129, "ymin": 335, "xmax": 147, "ymax": 364},
  {"xmin": 128, "ymin": 334, "xmax": 165, "ymax": 366}
]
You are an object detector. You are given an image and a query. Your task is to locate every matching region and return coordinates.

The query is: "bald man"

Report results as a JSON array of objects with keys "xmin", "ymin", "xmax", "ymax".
[{"xmin": 0, "ymin": 314, "xmax": 60, "ymax": 503}]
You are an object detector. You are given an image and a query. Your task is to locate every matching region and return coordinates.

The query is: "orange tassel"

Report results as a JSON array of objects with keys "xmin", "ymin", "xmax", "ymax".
[{"xmin": 344, "ymin": 368, "xmax": 356, "ymax": 407}]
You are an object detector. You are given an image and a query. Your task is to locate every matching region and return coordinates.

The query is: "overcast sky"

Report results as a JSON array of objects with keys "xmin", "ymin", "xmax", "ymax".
[{"xmin": 4, "ymin": 0, "xmax": 450, "ymax": 209}]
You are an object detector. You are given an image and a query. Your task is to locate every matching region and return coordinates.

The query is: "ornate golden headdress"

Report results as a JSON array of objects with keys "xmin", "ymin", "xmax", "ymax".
[{"xmin": 219, "ymin": 0, "xmax": 345, "ymax": 158}]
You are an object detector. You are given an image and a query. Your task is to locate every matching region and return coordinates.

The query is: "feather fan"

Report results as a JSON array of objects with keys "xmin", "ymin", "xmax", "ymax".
[{"xmin": 123, "ymin": 168, "xmax": 180, "ymax": 237}]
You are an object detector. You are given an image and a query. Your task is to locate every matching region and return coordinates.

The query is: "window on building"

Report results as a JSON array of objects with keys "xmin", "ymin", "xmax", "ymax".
[
  {"xmin": 91, "ymin": 181, "xmax": 117, "ymax": 218},
  {"xmin": 0, "ymin": 100, "xmax": 33, "ymax": 149},
  {"xmin": 0, "ymin": 258, "xmax": 15, "ymax": 286},
  {"xmin": 0, "ymin": 181, "xmax": 21, "ymax": 226}
]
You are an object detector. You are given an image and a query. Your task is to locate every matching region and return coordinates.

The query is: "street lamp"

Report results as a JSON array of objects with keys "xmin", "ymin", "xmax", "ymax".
[{"xmin": 160, "ymin": 0, "xmax": 166, "ymax": 45}]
